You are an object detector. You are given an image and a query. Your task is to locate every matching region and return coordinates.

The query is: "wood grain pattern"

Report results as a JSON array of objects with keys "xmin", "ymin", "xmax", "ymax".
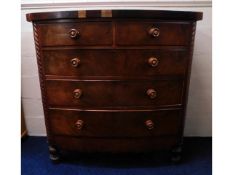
[
  {"xmin": 49, "ymin": 109, "xmax": 182, "ymax": 138},
  {"xmin": 46, "ymin": 79, "xmax": 184, "ymax": 108},
  {"xmin": 32, "ymin": 23, "xmax": 53, "ymax": 143},
  {"xmin": 116, "ymin": 22, "xmax": 193, "ymax": 46},
  {"xmin": 42, "ymin": 49, "xmax": 189, "ymax": 77},
  {"xmin": 53, "ymin": 136, "xmax": 179, "ymax": 153},
  {"xmin": 178, "ymin": 22, "xmax": 197, "ymax": 145},
  {"xmin": 38, "ymin": 22, "xmax": 113, "ymax": 46},
  {"xmin": 26, "ymin": 10, "xmax": 203, "ymax": 22},
  {"xmin": 26, "ymin": 10, "xmax": 203, "ymax": 162}
]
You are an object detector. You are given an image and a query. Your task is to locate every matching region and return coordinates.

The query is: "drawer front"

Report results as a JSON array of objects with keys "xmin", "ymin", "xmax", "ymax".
[
  {"xmin": 43, "ymin": 49, "xmax": 188, "ymax": 77},
  {"xmin": 53, "ymin": 136, "xmax": 178, "ymax": 152},
  {"xmin": 49, "ymin": 109, "xmax": 182, "ymax": 138},
  {"xmin": 116, "ymin": 22, "xmax": 192, "ymax": 46},
  {"xmin": 37, "ymin": 22, "xmax": 113, "ymax": 46},
  {"xmin": 46, "ymin": 80, "xmax": 183, "ymax": 108}
]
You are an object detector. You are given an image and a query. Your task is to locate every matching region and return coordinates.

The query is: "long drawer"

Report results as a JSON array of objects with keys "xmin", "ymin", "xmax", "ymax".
[
  {"xmin": 49, "ymin": 109, "xmax": 182, "ymax": 138},
  {"xmin": 43, "ymin": 49, "xmax": 188, "ymax": 77},
  {"xmin": 46, "ymin": 79, "xmax": 184, "ymax": 108}
]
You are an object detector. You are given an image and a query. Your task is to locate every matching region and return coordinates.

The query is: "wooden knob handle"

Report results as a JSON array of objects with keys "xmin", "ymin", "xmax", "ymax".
[
  {"xmin": 73, "ymin": 89, "xmax": 82, "ymax": 99},
  {"xmin": 145, "ymin": 120, "xmax": 154, "ymax": 130},
  {"xmin": 148, "ymin": 57, "xmax": 159, "ymax": 67},
  {"xmin": 75, "ymin": 120, "xmax": 84, "ymax": 130},
  {"xmin": 148, "ymin": 27, "xmax": 160, "ymax": 37},
  {"xmin": 71, "ymin": 58, "xmax": 80, "ymax": 67},
  {"xmin": 69, "ymin": 29, "xmax": 80, "ymax": 39},
  {"xmin": 147, "ymin": 89, "xmax": 157, "ymax": 99}
]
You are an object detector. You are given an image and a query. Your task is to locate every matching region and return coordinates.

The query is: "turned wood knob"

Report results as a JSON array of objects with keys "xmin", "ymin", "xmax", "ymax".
[
  {"xmin": 145, "ymin": 120, "xmax": 154, "ymax": 130},
  {"xmin": 70, "ymin": 58, "xmax": 80, "ymax": 67},
  {"xmin": 147, "ymin": 89, "xmax": 157, "ymax": 99},
  {"xmin": 75, "ymin": 120, "xmax": 84, "ymax": 130},
  {"xmin": 69, "ymin": 29, "xmax": 80, "ymax": 39},
  {"xmin": 73, "ymin": 89, "xmax": 82, "ymax": 99},
  {"xmin": 148, "ymin": 57, "xmax": 159, "ymax": 67},
  {"xmin": 148, "ymin": 27, "xmax": 160, "ymax": 37}
]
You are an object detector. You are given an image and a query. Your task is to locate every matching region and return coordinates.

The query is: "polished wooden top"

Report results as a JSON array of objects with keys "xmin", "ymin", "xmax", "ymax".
[{"xmin": 26, "ymin": 10, "xmax": 203, "ymax": 22}]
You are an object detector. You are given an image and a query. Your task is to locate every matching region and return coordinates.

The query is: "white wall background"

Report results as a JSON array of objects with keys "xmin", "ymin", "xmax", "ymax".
[{"xmin": 21, "ymin": 0, "xmax": 212, "ymax": 136}]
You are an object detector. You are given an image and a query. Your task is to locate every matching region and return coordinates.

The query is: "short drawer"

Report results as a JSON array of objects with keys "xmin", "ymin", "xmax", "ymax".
[
  {"xmin": 116, "ymin": 22, "xmax": 192, "ymax": 46},
  {"xmin": 43, "ymin": 49, "xmax": 188, "ymax": 77},
  {"xmin": 49, "ymin": 109, "xmax": 182, "ymax": 138},
  {"xmin": 37, "ymin": 22, "xmax": 113, "ymax": 46},
  {"xmin": 46, "ymin": 79, "xmax": 183, "ymax": 108}
]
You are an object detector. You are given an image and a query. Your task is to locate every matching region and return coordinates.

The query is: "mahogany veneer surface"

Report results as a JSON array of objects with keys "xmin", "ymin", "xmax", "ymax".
[{"xmin": 26, "ymin": 10, "xmax": 202, "ymax": 162}]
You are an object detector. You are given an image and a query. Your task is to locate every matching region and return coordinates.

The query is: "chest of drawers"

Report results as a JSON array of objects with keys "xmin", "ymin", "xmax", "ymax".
[{"xmin": 26, "ymin": 10, "xmax": 202, "ymax": 163}]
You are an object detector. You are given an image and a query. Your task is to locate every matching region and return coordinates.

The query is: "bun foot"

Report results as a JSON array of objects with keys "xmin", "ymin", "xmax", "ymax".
[
  {"xmin": 171, "ymin": 154, "xmax": 182, "ymax": 163},
  {"xmin": 49, "ymin": 145, "xmax": 61, "ymax": 164},
  {"xmin": 171, "ymin": 145, "xmax": 182, "ymax": 163}
]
